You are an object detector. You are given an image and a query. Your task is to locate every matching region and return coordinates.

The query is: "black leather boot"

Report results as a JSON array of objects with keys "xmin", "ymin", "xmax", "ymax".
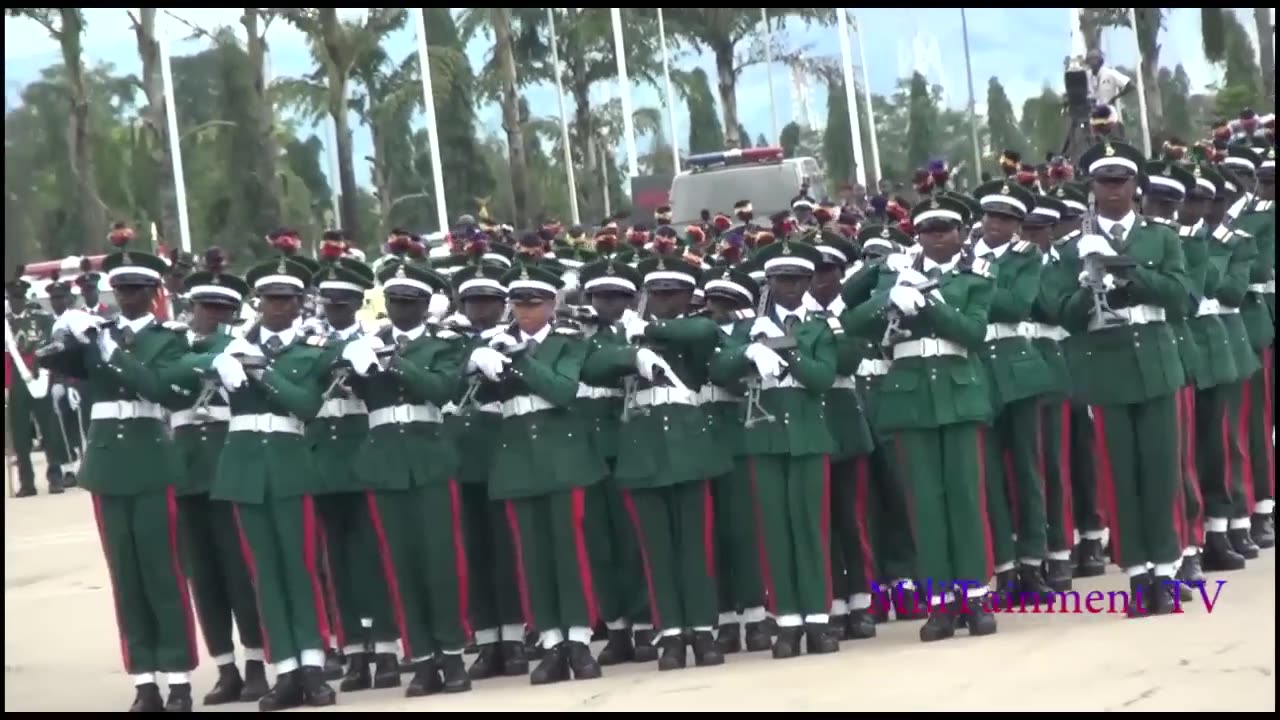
[
  {"xmin": 501, "ymin": 640, "xmax": 529, "ymax": 676},
  {"xmin": 468, "ymin": 644, "xmax": 502, "ymax": 680},
  {"xmin": 529, "ymin": 645, "xmax": 570, "ymax": 685},
  {"xmin": 596, "ymin": 629, "xmax": 635, "ymax": 665},
  {"xmin": 846, "ymin": 609, "xmax": 876, "ymax": 639},
  {"xmin": 48, "ymin": 473, "xmax": 64, "ymax": 494},
  {"xmin": 566, "ymin": 641, "xmax": 602, "ymax": 680},
  {"xmin": 1125, "ymin": 573, "xmax": 1153, "ymax": 619},
  {"xmin": 1176, "ymin": 553, "xmax": 1205, "ymax": 586},
  {"xmin": 1017, "ymin": 563, "xmax": 1054, "ymax": 606},
  {"xmin": 322, "ymin": 649, "xmax": 344, "ymax": 680},
  {"xmin": 993, "ymin": 569, "xmax": 1018, "ymax": 607},
  {"xmin": 632, "ymin": 629, "xmax": 658, "ymax": 662},
  {"xmin": 240, "ymin": 660, "xmax": 268, "ymax": 702},
  {"xmin": 405, "ymin": 660, "xmax": 443, "ymax": 697},
  {"xmin": 339, "ymin": 652, "xmax": 371, "ymax": 692},
  {"xmin": 657, "ymin": 634, "xmax": 687, "ymax": 671},
  {"xmin": 1073, "ymin": 538, "xmax": 1106, "ymax": 577},
  {"xmin": 202, "ymin": 663, "xmax": 244, "ymax": 705},
  {"xmin": 716, "ymin": 622, "xmax": 742, "ymax": 654},
  {"xmin": 892, "ymin": 584, "xmax": 929, "ymax": 620},
  {"xmin": 1045, "ymin": 559, "xmax": 1073, "ymax": 592},
  {"xmin": 1149, "ymin": 576, "xmax": 1180, "ymax": 615},
  {"xmin": 438, "ymin": 654, "xmax": 471, "ymax": 693},
  {"xmin": 692, "ymin": 631, "xmax": 724, "ymax": 667},
  {"xmin": 806, "ymin": 622, "xmax": 839, "ymax": 654},
  {"xmin": 300, "ymin": 666, "xmax": 336, "ymax": 707},
  {"xmin": 129, "ymin": 683, "xmax": 164, "ymax": 712},
  {"xmin": 771, "ymin": 626, "xmax": 803, "ymax": 659},
  {"xmin": 1202, "ymin": 531, "xmax": 1247, "ymax": 571},
  {"xmin": 919, "ymin": 601, "xmax": 956, "ymax": 643},
  {"xmin": 164, "ymin": 683, "xmax": 193, "ymax": 712},
  {"xmin": 15, "ymin": 485, "xmax": 36, "ymax": 498},
  {"xmin": 964, "ymin": 596, "xmax": 997, "ymax": 636},
  {"xmin": 1252, "ymin": 513, "xmax": 1275, "ymax": 548},
  {"xmin": 373, "ymin": 653, "xmax": 401, "ymax": 688},
  {"xmin": 1228, "ymin": 527, "xmax": 1260, "ymax": 559},
  {"xmin": 257, "ymin": 671, "xmax": 304, "ymax": 712},
  {"xmin": 743, "ymin": 621, "xmax": 772, "ymax": 652},
  {"xmin": 828, "ymin": 614, "xmax": 849, "ymax": 640}
]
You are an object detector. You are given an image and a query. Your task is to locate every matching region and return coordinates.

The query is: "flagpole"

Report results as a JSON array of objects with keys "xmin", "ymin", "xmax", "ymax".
[
  {"xmin": 761, "ymin": 9, "xmax": 779, "ymax": 145},
  {"xmin": 414, "ymin": 8, "xmax": 450, "ymax": 232},
  {"xmin": 836, "ymin": 9, "xmax": 866, "ymax": 188},
  {"xmin": 1127, "ymin": 7, "xmax": 1152, "ymax": 158},
  {"xmin": 157, "ymin": 33, "xmax": 191, "ymax": 252},
  {"xmin": 961, "ymin": 9, "xmax": 982, "ymax": 186},
  {"xmin": 610, "ymin": 7, "xmax": 639, "ymax": 188},
  {"xmin": 657, "ymin": 9, "xmax": 680, "ymax": 173},
  {"xmin": 547, "ymin": 8, "xmax": 581, "ymax": 223},
  {"xmin": 851, "ymin": 13, "xmax": 881, "ymax": 185},
  {"xmin": 326, "ymin": 118, "xmax": 342, "ymax": 227}
]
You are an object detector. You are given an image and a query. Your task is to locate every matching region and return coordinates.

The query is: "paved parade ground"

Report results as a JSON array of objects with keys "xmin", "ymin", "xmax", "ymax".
[{"xmin": 5, "ymin": 482, "xmax": 1276, "ymax": 712}]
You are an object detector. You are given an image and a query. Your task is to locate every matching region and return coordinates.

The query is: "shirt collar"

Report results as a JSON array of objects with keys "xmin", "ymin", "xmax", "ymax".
[
  {"xmin": 922, "ymin": 251, "xmax": 963, "ymax": 274},
  {"xmin": 330, "ymin": 321, "xmax": 362, "ymax": 340},
  {"xmin": 520, "ymin": 324, "xmax": 552, "ymax": 344},
  {"xmin": 1099, "ymin": 210, "xmax": 1138, "ymax": 236},
  {"xmin": 117, "ymin": 313, "xmax": 155, "ymax": 333},
  {"xmin": 393, "ymin": 324, "xmax": 426, "ymax": 342},
  {"xmin": 775, "ymin": 304, "xmax": 808, "ymax": 324},
  {"xmin": 259, "ymin": 326, "xmax": 296, "ymax": 348},
  {"xmin": 802, "ymin": 292, "xmax": 845, "ymax": 316},
  {"xmin": 974, "ymin": 238, "xmax": 1009, "ymax": 259}
]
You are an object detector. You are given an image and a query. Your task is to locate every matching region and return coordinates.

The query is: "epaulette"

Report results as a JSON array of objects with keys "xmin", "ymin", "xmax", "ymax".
[
  {"xmin": 967, "ymin": 257, "xmax": 994, "ymax": 279},
  {"xmin": 1054, "ymin": 228, "xmax": 1083, "ymax": 246},
  {"xmin": 823, "ymin": 314, "xmax": 844, "ymax": 337},
  {"xmin": 1011, "ymin": 240, "xmax": 1036, "ymax": 254},
  {"xmin": 732, "ymin": 308, "xmax": 755, "ymax": 321},
  {"xmin": 305, "ymin": 335, "xmax": 328, "ymax": 347},
  {"xmin": 553, "ymin": 324, "xmax": 581, "ymax": 336},
  {"xmin": 810, "ymin": 309, "xmax": 829, "ymax": 320},
  {"xmin": 162, "ymin": 320, "xmax": 188, "ymax": 332},
  {"xmin": 1147, "ymin": 216, "xmax": 1177, "ymax": 227},
  {"xmin": 435, "ymin": 329, "xmax": 461, "ymax": 341},
  {"xmin": 1249, "ymin": 200, "xmax": 1274, "ymax": 213},
  {"xmin": 1212, "ymin": 224, "xmax": 1233, "ymax": 242}
]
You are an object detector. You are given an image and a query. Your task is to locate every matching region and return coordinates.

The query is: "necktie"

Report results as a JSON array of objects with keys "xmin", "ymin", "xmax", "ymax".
[
  {"xmin": 264, "ymin": 334, "xmax": 284, "ymax": 354},
  {"xmin": 926, "ymin": 266, "xmax": 943, "ymax": 280},
  {"xmin": 1109, "ymin": 222, "xmax": 1126, "ymax": 247},
  {"xmin": 525, "ymin": 339, "xmax": 540, "ymax": 355},
  {"xmin": 395, "ymin": 333, "xmax": 411, "ymax": 350},
  {"xmin": 782, "ymin": 314, "xmax": 799, "ymax": 334}
]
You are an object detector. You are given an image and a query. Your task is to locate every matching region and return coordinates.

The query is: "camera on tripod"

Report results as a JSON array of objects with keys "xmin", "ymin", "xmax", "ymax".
[{"xmin": 1064, "ymin": 58, "xmax": 1091, "ymax": 123}]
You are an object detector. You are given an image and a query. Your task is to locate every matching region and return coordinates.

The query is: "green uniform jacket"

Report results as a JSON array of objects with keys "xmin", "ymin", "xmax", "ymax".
[
  {"xmin": 1030, "ymin": 247, "xmax": 1074, "ymax": 397},
  {"xmin": 589, "ymin": 316, "xmax": 730, "ymax": 489},
  {"xmin": 303, "ymin": 328, "xmax": 369, "ymax": 495},
  {"xmin": 576, "ymin": 324, "xmax": 628, "ymax": 461},
  {"xmin": 174, "ymin": 328, "xmax": 343, "ymax": 504},
  {"xmin": 806, "ymin": 294, "xmax": 875, "ymax": 460},
  {"xmin": 474, "ymin": 325, "xmax": 605, "ymax": 500},
  {"xmin": 840, "ymin": 259, "xmax": 994, "ymax": 432},
  {"xmin": 1057, "ymin": 217, "xmax": 1189, "ymax": 406},
  {"xmin": 1152, "ymin": 218, "xmax": 1202, "ymax": 387},
  {"xmin": 701, "ymin": 319, "xmax": 751, "ymax": 457},
  {"xmin": 1215, "ymin": 223, "xmax": 1262, "ymax": 379},
  {"xmin": 1233, "ymin": 199, "xmax": 1275, "ymax": 349},
  {"xmin": 352, "ymin": 326, "xmax": 462, "ymax": 489},
  {"xmin": 710, "ymin": 309, "xmax": 838, "ymax": 456},
  {"xmin": 1188, "ymin": 222, "xmax": 1240, "ymax": 389},
  {"xmin": 40, "ymin": 321, "xmax": 188, "ymax": 496},
  {"xmin": 446, "ymin": 330, "xmax": 503, "ymax": 486},
  {"xmin": 976, "ymin": 240, "xmax": 1056, "ymax": 409},
  {"xmin": 163, "ymin": 328, "xmax": 232, "ymax": 495}
]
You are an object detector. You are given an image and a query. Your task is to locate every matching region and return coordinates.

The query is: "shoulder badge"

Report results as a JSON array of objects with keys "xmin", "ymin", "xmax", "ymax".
[
  {"xmin": 1012, "ymin": 240, "xmax": 1035, "ymax": 254},
  {"xmin": 435, "ymin": 329, "xmax": 460, "ymax": 340},
  {"xmin": 162, "ymin": 320, "xmax": 188, "ymax": 332},
  {"xmin": 305, "ymin": 335, "xmax": 328, "ymax": 347},
  {"xmin": 968, "ymin": 258, "xmax": 993, "ymax": 279},
  {"xmin": 554, "ymin": 324, "xmax": 582, "ymax": 336},
  {"xmin": 1148, "ymin": 216, "xmax": 1176, "ymax": 227},
  {"xmin": 824, "ymin": 315, "xmax": 844, "ymax": 337},
  {"xmin": 1212, "ymin": 224, "xmax": 1232, "ymax": 242}
]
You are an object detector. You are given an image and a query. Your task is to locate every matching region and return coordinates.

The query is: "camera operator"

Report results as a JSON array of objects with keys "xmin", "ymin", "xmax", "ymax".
[{"xmin": 1084, "ymin": 50, "xmax": 1135, "ymax": 139}]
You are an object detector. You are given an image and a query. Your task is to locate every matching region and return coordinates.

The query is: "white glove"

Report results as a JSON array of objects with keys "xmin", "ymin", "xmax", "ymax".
[
  {"xmin": 212, "ymin": 352, "xmax": 248, "ymax": 390},
  {"xmin": 224, "ymin": 336, "xmax": 264, "ymax": 358},
  {"xmin": 885, "ymin": 253, "xmax": 914, "ymax": 273},
  {"xmin": 341, "ymin": 338, "xmax": 380, "ymax": 376},
  {"xmin": 67, "ymin": 387, "xmax": 81, "ymax": 411},
  {"xmin": 624, "ymin": 316, "xmax": 650, "ymax": 343},
  {"xmin": 744, "ymin": 342, "xmax": 788, "ymax": 378},
  {"xmin": 635, "ymin": 348, "xmax": 687, "ymax": 390},
  {"xmin": 488, "ymin": 332, "xmax": 521, "ymax": 353},
  {"xmin": 58, "ymin": 310, "xmax": 100, "ymax": 343},
  {"xmin": 896, "ymin": 267, "xmax": 928, "ymax": 286},
  {"xmin": 1076, "ymin": 234, "xmax": 1117, "ymax": 258},
  {"xmin": 51, "ymin": 383, "xmax": 66, "ymax": 403},
  {"xmin": 444, "ymin": 312, "xmax": 472, "ymax": 330},
  {"xmin": 889, "ymin": 285, "xmax": 927, "ymax": 316},
  {"xmin": 97, "ymin": 330, "xmax": 119, "ymax": 360},
  {"xmin": 619, "ymin": 308, "xmax": 640, "ymax": 327},
  {"xmin": 427, "ymin": 293, "xmax": 450, "ymax": 319},
  {"xmin": 1077, "ymin": 271, "xmax": 1118, "ymax": 291},
  {"xmin": 750, "ymin": 317, "xmax": 785, "ymax": 339},
  {"xmin": 468, "ymin": 346, "xmax": 511, "ymax": 381}
]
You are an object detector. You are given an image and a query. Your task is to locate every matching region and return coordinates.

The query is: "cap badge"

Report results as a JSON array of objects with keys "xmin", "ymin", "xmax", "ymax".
[
  {"xmin": 930, "ymin": 198, "xmax": 940, "ymax": 209},
  {"xmin": 1162, "ymin": 164, "xmax": 1172, "ymax": 177},
  {"xmin": 328, "ymin": 268, "xmax": 338, "ymax": 280},
  {"xmin": 520, "ymin": 266, "xmax": 530, "ymax": 280},
  {"xmin": 782, "ymin": 242, "xmax": 792, "ymax": 255},
  {"xmin": 657, "ymin": 257, "xmax": 666, "ymax": 271},
  {"xmin": 1104, "ymin": 143, "xmax": 1116, "ymax": 157},
  {"xmin": 1000, "ymin": 184, "xmax": 1011, "ymax": 195},
  {"xmin": 880, "ymin": 227, "xmax": 890, "ymax": 238},
  {"xmin": 277, "ymin": 258, "xmax": 287, "ymax": 274},
  {"xmin": 605, "ymin": 262, "xmax": 615, "ymax": 276},
  {"xmin": 1193, "ymin": 165, "xmax": 1202, "ymax": 178},
  {"xmin": 121, "ymin": 251, "xmax": 132, "ymax": 265},
  {"xmin": 395, "ymin": 265, "xmax": 406, "ymax": 279}
]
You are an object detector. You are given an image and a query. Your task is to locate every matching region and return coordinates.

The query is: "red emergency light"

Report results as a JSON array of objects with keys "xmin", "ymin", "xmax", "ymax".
[{"xmin": 685, "ymin": 146, "xmax": 785, "ymax": 171}]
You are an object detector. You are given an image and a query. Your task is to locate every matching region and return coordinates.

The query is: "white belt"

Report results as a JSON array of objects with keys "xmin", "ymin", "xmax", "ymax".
[
  {"xmin": 832, "ymin": 376, "xmax": 858, "ymax": 390},
  {"xmin": 478, "ymin": 401, "xmax": 502, "ymax": 415},
  {"xmin": 893, "ymin": 338, "xmax": 968, "ymax": 360},
  {"xmin": 1088, "ymin": 304, "xmax": 1166, "ymax": 331},
  {"xmin": 442, "ymin": 401, "xmax": 459, "ymax": 416},
  {"xmin": 501, "ymin": 395, "xmax": 554, "ymax": 417},
  {"xmin": 635, "ymin": 386, "xmax": 699, "ymax": 407},
  {"xmin": 369, "ymin": 404, "xmax": 442, "ymax": 427},
  {"xmin": 316, "ymin": 397, "xmax": 368, "ymax": 418},
  {"xmin": 171, "ymin": 406, "xmax": 231, "ymax": 427},
  {"xmin": 577, "ymin": 384, "xmax": 624, "ymax": 400},
  {"xmin": 856, "ymin": 358, "xmax": 892, "ymax": 377},
  {"xmin": 90, "ymin": 400, "xmax": 165, "ymax": 421},
  {"xmin": 699, "ymin": 385, "xmax": 738, "ymax": 404},
  {"xmin": 1248, "ymin": 281, "xmax": 1276, "ymax": 294},
  {"xmin": 983, "ymin": 323, "xmax": 1023, "ymax": 342},
  {"xmin": 1196, "ymin": 298, "xmax": 1221, "ymax": 316},
  {"xmin": 760, "ymin": 374, "xmax": 803, "ymax": 390},
  {"xmin": 1019, "ymin": 322, "xmax": 1070, "ymax": 341},
  {"xmin": 1216, "ymin": 305, "xmax": 1240, "ymax": 315},
  {"xmin": 228, "ymin": 413, "xmax": 304, "ymax": 435}
]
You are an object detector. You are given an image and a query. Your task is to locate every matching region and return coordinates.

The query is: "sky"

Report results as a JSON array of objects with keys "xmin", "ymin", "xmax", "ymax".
[{"xmin": 4, "ymin": 8, "xmax": 1271, "ymax": 190}]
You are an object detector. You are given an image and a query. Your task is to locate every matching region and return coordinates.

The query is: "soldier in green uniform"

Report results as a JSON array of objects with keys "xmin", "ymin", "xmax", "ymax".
[
  {"xmin": 594, "ymin": 254, "xmax": 729, "ymax": 670},
  {"xmin": 165, "ymin": 249, "xmax": 196, "ymax": 323},
  {"xmin": 699, "ymin": 263, "xmax": 772, "ymax": 652},
  {"xmin": 6, "ymin": 271, "xmax": 65, "ymax": 496},
  {"xmin": 1058, "ymin": 140, "xmax": 1190, "ymax": 616},
  {"xmin": 40, "ymin": 235, "xmax": 199, "ymax": 711},
  {"xmin": 711, "ymin": 238, "xmax": 841, "ymax": 658},
  {"xmin": 304, "ymin": 251, "xmax": 403, "ymax": 691},
  {"xmin": 442, "ymin": 260, "xmax": 530, "ymax": 680},
  {"xmin": 47, "ymin": 275, "xmax": 85, "ymax": 487},
  {"xmin": 805, "ymin": 231, "xmax": 878, "ymax": 639},
  {"xmin": 840, "ymin": 195, "xmax": 999, "ymax": 640},
  {"xmin": 190, "ymin": 257, "xmax": 342, "ymax": 710},
  {"xmin": 969, "ymin": 179, "xmax": 1056, "ymax": 603},
  {"xmin": 1020, "ymin": 192, "xmax": 1077, "ymax": 591},
  {"xmin": 340, "ymin": 258, "xmax": 472, "ymax": 697},
  {"xmin": 467, "ymin": 262, "xmax": 606, "ymax": 684},
  {"xmin": 162, "ymin": 248, "xmax": 269, "ymax": 705}
]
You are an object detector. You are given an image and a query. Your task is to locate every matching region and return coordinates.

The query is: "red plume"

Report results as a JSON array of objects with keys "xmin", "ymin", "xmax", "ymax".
[
  {"xmin": 686, "ymin": 224, "xmax": 706, "ymax": 245},
  {"xmin": 720, "ymin": 243, "xmax": 743, "ymax": 264},
  {"xmin": 712, "ymin": 214, "xmax": 732, "ymax": 232},
  {"xmin": 912, "ymin": 168, "xmax": 933, "ymax": 195},
  {"xmin": 407, "ymin": 239, "xmax": 427, "ymax": 259},
  {"xmin": 204, "ymin": 247, "xmax": 227, "ymax": 274},
  {"xmin": 838, "ymin": 223, "xmax": 858, "ymax": 239},
  {"xmin": 627, "ymin": 228, "xmax": 649, "ymax": 248},
  {"xmin": 897, "ymin": 218, "xmax": 915, "ymax": 237},
  {"xmin": 594, "ymin": 233, "xmax": 617, "ymax": 255},
  {"xmin": 269, "ymin": 229, "xmax": 302, "ymax": 254},
  {"xmin": 813, "ymin": 206, "xmax": 834, "ymax": 224},
  {"xmin": 652, "ymin": 234, "xmax": 678, "ymax": 256},
  {"xmin": 108, "ymin": 222, "xmax": 134, "ymax": 247},
  {"xmin": 1015, "ymin": 165, "xmax": 1038, "ymax": 188},
  {"xmin": 1161, "ymin": 138, "xmax": 1187, "ymax": 161},
  {"xmin": 387, "ymin": 230, "xmax": 413, "ymax": 254},
  {"xmin": 320, "ymin": 239, "xmax": 347, "ymax": 260},
  {"xmin": 464, "ymin": 237, "xmax": 489, "ymax": 259},
  {"xmin": 753, "ymin": 230, "xmax": 776, "ymax": 249}
]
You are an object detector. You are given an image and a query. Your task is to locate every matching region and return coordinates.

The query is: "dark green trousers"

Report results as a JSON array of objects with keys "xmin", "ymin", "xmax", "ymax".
[
  {"xmin": 1042, "ymin": 398, "xmax": 1075, "ymax": 554},
  {"xmin": 1197, "ymin": 382, "xmax": 1243, "ymax": 520},
  {"xmin": 369, "ymin": 484, "xmax": 470, "ymax": 660},
  {"xmin": 1174, "ymin": 387, "xmax": 1203, "ymax": 548},
  {"xmin": 232, "ymin": 496, "xmax": 329, "ymax": 663},
  {"xmin": 460, "ymin": 481, "xmax": 523, "ymax": 643},
  {"xmin": 177, "ymin": 494, "xmax": 262, "ymax": 660},
  {"xmin": 893, "ymin": 423, "xmax": 993, "ymax": 596},
  {"xmin": 982, "ymin": 423, "xmax": 1016, "ymax": 570},
  {"xmin": 830, "ymin": 455, "xmax": 878, "ymax": 603},
  {"xmin": 1070, "ymin": 403, "xmax": 1105, "ymax": 535},
  {"xmin": 9, "ymin": 382, "xmax": 67, "ymax": 490},
  {"xmin": 93, "ymin": 488, "xmax": 199, "ymax": 673},
  {"xmin": 991, "ymin": 397, "xmax": 1048, "ymax": 561},
  {"xmin": 1090, "ymin": 395, "xmax": 1181, "ymax": 569},
  {"xmin": 747, "ymin": 454, "xmax": 831, "ymax": 620},
  {"xmin": 314, "ymin": 492, "xmax": 395, "ymax": 653},
  {"xmin": 1244, "ymin": 357, "xmax": 1273, "ymax": 507},
  {"xmin": 505, "ymin": 488, "xmax": 600, "ymax": 633},
  {"xmin": 622, "ymin": 481, "xmax": 717, "ymax": 632},
  {"xmin": 869, "ymin": 443, "xmax": 916, "ymax": 582},
  {"xmin": 713, "ymin": 458, "xmax": 764, "ymax": 616},
  {"xmin": 585, "ymin": 477, "xmax": 648, "ymax": 627}
]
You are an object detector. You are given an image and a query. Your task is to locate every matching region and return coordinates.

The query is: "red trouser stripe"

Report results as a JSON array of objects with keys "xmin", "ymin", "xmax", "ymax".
[
  {"xmin": 621, "ymin": 489, "xmax": 662, "ymax": 628},
  {"xmin": 1264, "ymin": 349, "xmax": 1274, "ymax": 497},
  {"xmin": 231, "ymin": 505, "xmax": 272, "ymax": 662},
  {"xmin": 702, "ymin": 480, "xmax": 716, "ymax": 579},
  {"xmin": 92, "ymin": 494, "xmax": 133, "ymax": 672},
  {"xmin": 1004, "ymin": 449, "xmax": 1020, "ymax": 533},
  {"xmin": 853, "ymin": 456, "xmax": 878, "ymax": 593},
  {"xmin": 1222, "ymin": 401, "xmax": 1234, "ymax": 501},
  {"xmin": 165, "ymin": 487, "xmax": 200, "ymax": 669},
  {"xmin": 447, "ymin": 480, "xmax": 474, "ymax": 641},
  {"xmin": 1091, "ymin": 406, "xmax": 1122, "ymax": 566},
  {"xmin": 365, "ymin": 492, "xmax": 411, "ymax": 659},
  {"xmin": 300, "ymin": 496, "xmax": 332, "ymax": 651},
  {"xmin": 317, "ymin": 525, "xmax": 344, "ymax": 650},
  {"xmin": 1185, "ymin": 389, "xmax": 1203, "ymax": 541},
  {"xmin": 746, "ymin": 459, "xmax": 777, "ymax": 615},
  {"xmin": 569, "ymin": 487, "xmax": 600, "ymax": 629},
  {"xmin": 1172, "ymin": 392, "xmax": 1187, "ymax": 548},
  {"xmin": 503, "ymin": 501, "xmax": 534, "ymax": 629},
  {"xmin": 821, "ymin": 455, "xmax": 833, "ymax": 610},
  {"xmin": 1059, "ymin": 400, "xmax": 1075, "ymax": 550},
  {"xmin": 976, "ymin": 427, "xmax": 995, "ymax": 579},
  {"xmin": 1239, "ymin": 381, "xmax": 1256, "ymax": 508}
]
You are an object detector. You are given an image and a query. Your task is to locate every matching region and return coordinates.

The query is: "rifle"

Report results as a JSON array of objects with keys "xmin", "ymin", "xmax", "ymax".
[
  {"xmin": 620, "ymin": 291, "xmax": 680, "ymax": 423},
  {"xmin": 881, "ymin": 254, "xmax": 942, "ymax": 348},
  {"xmin": 1079, "ymin": 190, "xmax": 1137, "ymax": 328},
  {"xmin": 457, "ymin": 321, "xmax": 530, "ymax": 414}
]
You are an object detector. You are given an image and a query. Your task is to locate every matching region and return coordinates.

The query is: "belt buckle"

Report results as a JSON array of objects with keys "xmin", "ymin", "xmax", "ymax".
[
  {"xmin": 392, "ymin": 404, "xmax": 412, "ymax": 423},
  {"xmin": 116, "ymin": 401, "xmax": 137, "ymax": 419},
  {"xmin": 920, "ymin": 338, "xmax": 941, "ymax": 357}
]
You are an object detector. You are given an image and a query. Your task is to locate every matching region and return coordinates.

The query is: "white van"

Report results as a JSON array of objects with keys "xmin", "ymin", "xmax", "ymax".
[{"xmin": 669, "ymin": 148, "xmax": 824, "ymax": 226}]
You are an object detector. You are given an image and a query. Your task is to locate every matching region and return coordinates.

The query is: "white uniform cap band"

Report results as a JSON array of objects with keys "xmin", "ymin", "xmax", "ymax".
[
  {"xmin": 763, "ymin": 256, "xmax": 816, "ymax": 272},
  {"xmin": 108, "ymin": 266, "xmax": 162, "ymax": 281},
  {"xmin": 318, "ymin": 280, "xmax": 366, "ymax": 293},
  {"xmin": 1030, "ymin": 207, "xmax": 1062, "ymax": 220},
  {"xmin": 1261, "ymin": 160, "xmax": 1275, "ymax": 170},
  {"xmin": 483, "ymin": 253, "xmax": 512, "ymax": 267},
  {"xmin": 1148, "ymin": 175, "xmax": 1186, "ymax": 194},
  {"xmin": 643, "ymin": 270, "xmax": 696, "ymax": 287},
  {"xmin": 693, "ymin": 288, "xmax": 705, "ymax": 298},
  {"xmin": 188, "ymin": 285, "xmax": 243, "ymax": 303},
  {"xmin": 1223, "ymin": 156, "xmax": 1255, "ymax": 171},
  {"xmin": 914, "ymin": 209, "xmax": 964, "ymax": 225},
  {"xmin": 980, "ymin": 194, "xmax": 1028, "ymax": 214},
  {"xmin": 254, "ymin": 274, "xmax": 305, "ymax": 290},
  {"xmin": 1088, "ymin": 156, "xmax": 1139, "ymax": 174},
  {"xmin": 863, "ymin": 238, "xmax": 894, "ymax": 251},
  {"xmin": 584, "ymin": 276, "xmax": 637, "ymax": 293},
  {"xmin": 705, "ymin": 278, "xmax": 753, "ymax": 301},
  {"xmin": 1225, "ymin": 180, "xmax": 1238, "ymax": 193},
  {"xmin": 508, "ymin": 279, "xmax": 557, "ymax": 295},
  {"xmin": 459, "ymin": 277, "xmax": 505, "ymax": 295},
  {"xmin": 1063, "ymin": 199, "xmax": 1087, "ymax": 212},
  {"xmin": 383, "ymin": 277, "xmax": 434, "ymax": 294},
  {"xmin": 748, "ymin": 270, "xmax": 766, "ymax": 281},
  {"xmin": 1195, "ymin": 178, "xmax": 1216, "ymax": 193},
  {"xmin": 817, "ymin": 245, "xmax": 848, "ymax": 263}
]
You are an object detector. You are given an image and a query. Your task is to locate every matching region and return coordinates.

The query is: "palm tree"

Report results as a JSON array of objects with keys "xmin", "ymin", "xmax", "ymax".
[{"xmin": 1201, "ymin": 8, "xmax": 1227, "ymax": 63}]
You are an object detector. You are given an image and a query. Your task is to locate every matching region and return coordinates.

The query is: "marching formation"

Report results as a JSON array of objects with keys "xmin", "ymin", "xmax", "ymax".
[{"xmin": 6, "ymin": 130, "xmax": 1275, "ymax": 713}]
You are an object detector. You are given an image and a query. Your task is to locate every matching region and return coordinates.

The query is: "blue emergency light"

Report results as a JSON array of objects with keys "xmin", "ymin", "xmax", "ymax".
[{"xmin": 685, "ymin": 146, "xmax": 784, "ymax": 171}]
